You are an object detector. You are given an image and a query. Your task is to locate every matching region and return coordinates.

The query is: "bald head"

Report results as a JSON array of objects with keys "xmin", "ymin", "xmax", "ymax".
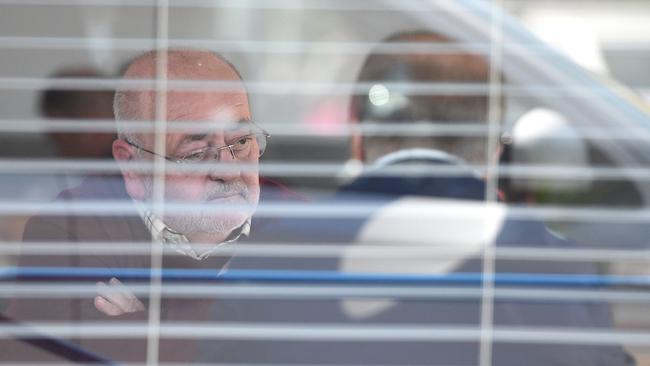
[
  {"xmin": 352, "ymin": 31, "xmax": 494, "ymax": 165},
  {"xmin": 114, "ymin": 49, "xmax": 247, "ymax": 140},
  {"xmin": 112, "ymin": 50, "xmax": 259, "ymax": 246}
]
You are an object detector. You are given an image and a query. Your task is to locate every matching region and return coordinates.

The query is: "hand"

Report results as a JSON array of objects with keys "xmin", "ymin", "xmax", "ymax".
[{"xmin": 94, "ymin": 277, "xmax": 145, "ymax": 316}]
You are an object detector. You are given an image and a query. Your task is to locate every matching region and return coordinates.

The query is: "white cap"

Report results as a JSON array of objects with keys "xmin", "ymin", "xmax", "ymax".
[{"xmin": 510, "ymin": 108, "xmax": 592, "ymax": 192}]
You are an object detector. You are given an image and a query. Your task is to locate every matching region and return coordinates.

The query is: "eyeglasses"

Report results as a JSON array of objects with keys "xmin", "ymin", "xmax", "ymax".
[{"xmin": 124, "ymin": 124, "xmax": 270, "ymax": 164}]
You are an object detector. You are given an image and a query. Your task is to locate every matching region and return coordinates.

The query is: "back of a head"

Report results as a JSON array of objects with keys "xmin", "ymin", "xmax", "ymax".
[
  {"xmin": 39, "ymin": 67, "xmax": 116, "ymax": 159},
  {"xmin": 40, "ymin": 67, "xmax": 114, "ymax": 120},
  {"xmin": 351, "ymin": 31, "xmax": 492, "ymax": 165}
]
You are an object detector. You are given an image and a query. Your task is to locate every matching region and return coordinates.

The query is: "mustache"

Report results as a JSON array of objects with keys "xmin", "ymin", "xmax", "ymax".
[{"xmin": 205, "ymin": 180, "xmax": 249, "ymax": 200}]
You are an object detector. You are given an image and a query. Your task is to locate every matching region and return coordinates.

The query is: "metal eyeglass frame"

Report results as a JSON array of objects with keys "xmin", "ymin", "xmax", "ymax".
[{"xmin": 124, "ymin": 124, "xmax": 270, "ymax": 164}]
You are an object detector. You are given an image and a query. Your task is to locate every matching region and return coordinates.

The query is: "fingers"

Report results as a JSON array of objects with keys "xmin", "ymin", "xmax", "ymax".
[
  {"xmin": 96, "ymin": 281, "xmax": 128, "ymax": 312},
  {"xmin": 94, "ymin": 277, "xmax": 145, "ymax": 316},
  {"xmin": 94, "ymin": 295, "xmax": 125, "ymax": 316},
  {"xmin": 109, "ymin": 278, "xmax": 145, "ymax": 311}
]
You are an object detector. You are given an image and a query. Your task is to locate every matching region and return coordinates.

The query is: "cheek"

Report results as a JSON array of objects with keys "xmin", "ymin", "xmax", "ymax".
[
  {"xmin": 242, "ymin": 172, "xmax": 260, "ymax": 203},
  {"xmin": 243, "ymin": 155, "xmax": 260, "ymax": 198},
  {"xmin": 163, "ymin": 175, "xmax": 205, "ymax": 201}
]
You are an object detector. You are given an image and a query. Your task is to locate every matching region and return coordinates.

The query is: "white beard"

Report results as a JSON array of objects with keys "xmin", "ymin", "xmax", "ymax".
[{"xmin": 142, "ymin": 177, "xmax": 254, "ymax": 237}]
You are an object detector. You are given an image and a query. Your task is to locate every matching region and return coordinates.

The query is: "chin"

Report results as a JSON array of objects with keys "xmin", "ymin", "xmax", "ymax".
[
  {"xmin": 212, "ymin": 212, "xmax": 249, "ymax": 232},
  {"xmin": 164, "ymin": 210, "xmax": 249, "ymax": 238}
]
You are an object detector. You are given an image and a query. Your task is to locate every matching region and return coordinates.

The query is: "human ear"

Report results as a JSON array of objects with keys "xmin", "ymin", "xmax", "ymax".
[{"xmin": 112, "ymin": 139, "xmax": 147, "ymax": 200}]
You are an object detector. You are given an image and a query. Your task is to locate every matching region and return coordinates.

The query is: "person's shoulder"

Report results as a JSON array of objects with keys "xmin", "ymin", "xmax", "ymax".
[
  {"xmin": 56, "ymin": 174, "xmax": 130, "ymax": 201},
  {"xmin": 22, "ymin": 174, "xmax": 134, "ymax": 242}
]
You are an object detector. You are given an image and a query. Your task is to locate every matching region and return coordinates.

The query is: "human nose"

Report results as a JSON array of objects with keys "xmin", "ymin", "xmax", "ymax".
[
  {"xmin": 208, "ymin": 145, "xmax": 240, "ymax": 181},
  {"xmin": 220, "ymin": 145, "xmax": 236, "ymax": 161}
]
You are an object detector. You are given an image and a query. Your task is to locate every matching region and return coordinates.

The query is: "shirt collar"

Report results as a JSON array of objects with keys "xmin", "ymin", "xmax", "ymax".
[
  {"xmin": 373, "ymin": 148, "xmax": 467, "ymax": 168},
  {"xmin": 371, "ymin": 148, "xmax": 482, "ymax": 179}
]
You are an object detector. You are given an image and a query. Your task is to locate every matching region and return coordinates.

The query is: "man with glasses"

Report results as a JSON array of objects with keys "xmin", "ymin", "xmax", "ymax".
[
  {"xmin": 6, "ymin": 49, "xmax": 297, "ymax": 362},
  {"xmin": 107, "ymin": 49, "xmax": 275, "ymax": 315}
]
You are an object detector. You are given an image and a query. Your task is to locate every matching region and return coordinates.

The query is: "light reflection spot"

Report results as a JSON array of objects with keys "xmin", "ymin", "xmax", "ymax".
[{"xmin": 369, "ymin": 84, "xmax": 390, "ymax": 107}]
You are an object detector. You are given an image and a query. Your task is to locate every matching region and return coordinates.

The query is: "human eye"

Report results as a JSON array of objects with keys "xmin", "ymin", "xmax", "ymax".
[
  {"xmin": 179, "ymin": 148, "xmax": 207, "ymax": 163},
  {"xmin": 230, "ymin": 135, "xmax": 253, "ymax": 151}
]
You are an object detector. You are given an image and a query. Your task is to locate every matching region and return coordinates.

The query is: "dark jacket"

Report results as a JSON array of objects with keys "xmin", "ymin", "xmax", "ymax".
[
  {"xmin": 217, "ymin": 151, "xmax": 632, "ymax": 365},
  {"xmin": 3, "ymin": 174, "xmax": 302, "ymax": 363},
  {"xmin": 3, "ymin": 155, "xmax": 632, "ymax": 365}
]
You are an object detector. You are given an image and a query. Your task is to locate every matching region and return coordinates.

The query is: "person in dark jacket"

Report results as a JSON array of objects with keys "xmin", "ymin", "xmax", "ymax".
[
  {"xmin": 217, "ymin": 31, "xmax": 633, "ymax": 365},
  {"xmin": 2, "ymin": 49, "xmax": 301, "ymax": 363}
]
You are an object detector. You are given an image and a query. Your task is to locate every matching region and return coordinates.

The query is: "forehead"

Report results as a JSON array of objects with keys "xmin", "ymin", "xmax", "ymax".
[
  {"xmin": 166, "ymin": 89, "xmax": 250, "ymax": 121},
  {"xmin": 155, "ymin": 90, "xmax": 250, "ymax": 149}
]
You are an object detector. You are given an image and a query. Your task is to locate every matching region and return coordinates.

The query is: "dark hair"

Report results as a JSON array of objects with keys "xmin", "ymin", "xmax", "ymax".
[
  {"xmin": 351, "ymin": 31, "xmax": 497, "ymax": 163},
  {"xmin": 39, "ymin": 68, "xmax": 114, "ymax": 118}
]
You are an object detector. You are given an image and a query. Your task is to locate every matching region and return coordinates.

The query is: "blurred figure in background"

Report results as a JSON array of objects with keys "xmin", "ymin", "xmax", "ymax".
[
  {"xmin": 346, "ymin": 31, "xmax": 489, "ymax": 199},
  {"xmin": 0, "ymin": 67, "xmax": 116, "ymax": 273},
  {"xmin": 500, "ymin": 107, "xmax": 649, "ymax": 249},
  {"xmin": 499, "ymin": 107, "xmax": 592, "ymax": 204},
  {"xmin": 39, "ymin": 67, "xmax": 116, "ymax": 159},
  {"xmin": 225, "ymin": 31, "xmax": 632, "ymax": 365},
  {"xmin": 342, "ymin": 30, "xmax": 632, "ymax": 365}
]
